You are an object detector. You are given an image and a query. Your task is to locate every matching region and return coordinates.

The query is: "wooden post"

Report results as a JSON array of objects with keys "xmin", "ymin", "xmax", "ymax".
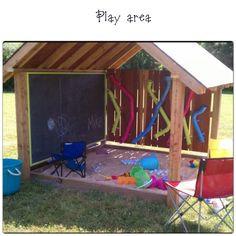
[
  {"xmin": 14, "ymin": 72, "xmax": 31, "ymax": 180},
  {"xmin": 210, "ymin": 88, "xmax": 222, "ymax": 139},
  {"xmin": 167, "ymin": 76, "xmax": 185, "ymax": 207}
]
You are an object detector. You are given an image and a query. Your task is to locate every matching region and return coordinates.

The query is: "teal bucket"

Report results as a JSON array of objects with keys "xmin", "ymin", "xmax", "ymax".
[{"xmin": 3, "ymin": 158, "xmax": 23, "ymax": 196}]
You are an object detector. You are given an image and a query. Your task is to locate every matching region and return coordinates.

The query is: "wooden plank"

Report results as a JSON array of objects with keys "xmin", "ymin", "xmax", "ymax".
[
  {"xmin": 13, "ymin": 68, "xmax": 105, "ymax": 73},
  {"xmin": 108, "ymin": 45, "xmax": 141, "ymax": 69},
  {"xmin": 137, "ymin": 70, "xmax": 144, "ymax": 144},
  {"xmin": 142, "ymin": 71, "xmax": 149, "ymax": 144},
  {"xmin": 38, "ymin": 43, "xmax": 77, "ymax": 68},
  {"xmin": 58, "ymin": 43, "xmax": 97, "ymax": 69},
  {"xmin": 124, "ymin": 70, "xmax": 137, "ymax": 143},
  {"xmin": 49, "ymin": 44, "xmax": 82, "ymax": 68},
  {"xmin": 77, "ymin": 43, "xmax": 115, "ymax": 69},
  {"xmin": 114, "ymin": 70, "xmax": 121, "ymax": 142},
  {"xmin": 210, "ymin": 88, "xmax": 222, "ymax": 139},
  {"xmin": 168, "ymin": 76, "xmax": 185, "ymax": 207},
  {"xmin": 71, "ymin": 43, "xmax": 103, "ymax": 69},
  {"xmin": 137, "ymin": 43, "xmax": 206, "ymax": 94},
  {"xmin": 182, "ymin": 87, "xmax": 191, "ymax": 150},
  {"xmin": 106, "ymin": 141, "xmax": 208, "ymax": 158},
  {"xmin": 16, "ymin": 43, "xmax": 48, "ymax": 68},
  {"xmin": 157, "ymin": 71, "xmax": 171, "ymax": 148},
  {"xmin": 149, "ymin": 70, "xmax": 160, "ymax": 146},
  {"xmin": 106, "ymin": 71, "xmax": 115, "ymax": 141},
  {"xmin": 3, "ymin": 43, "xmax": 39, "ymax": 82},
  {"xmin": 92, "ymin": 43, "xmax": 129, "ymax": 69},
  {"xmin": 191, "ymin": 90, "xmax": 211, "ymax": 152},
  {"xmin": 22, "ymin": 43, "xmax": 63, "ymax": 68},
  {"xmin": 14, "ymin": 72, "xmax": 30, "ymax": 180}
]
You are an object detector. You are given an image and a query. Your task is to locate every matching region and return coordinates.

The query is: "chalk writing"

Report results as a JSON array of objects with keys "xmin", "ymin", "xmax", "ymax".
[
  {"xmin": 47, "ymin": 115, "xmax": 71, "ymax": 138},
  {"xmin": 88, "ymin": 114, "xmax": 103, "ymax": 130}
]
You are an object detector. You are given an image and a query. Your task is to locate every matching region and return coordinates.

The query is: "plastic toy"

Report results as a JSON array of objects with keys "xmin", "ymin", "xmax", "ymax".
[
  {"xmin": 109, "ymin": 74, "xmax": 135, "ymax": 143},
  {"xmin": 107, "ymin": 89, "xmax": 121, "ymax": 134},
  {"xmin": 192, "ymin": 105, "xmax": 207, "ymax": 143},
  {"xmin": 139, "ymin": 153, "xmax": 159, "ymax": 170},
  {"xmin": 120, "ymin": 159, "xmax": 139, "ymax": 165},
  {"xmin": 130, "ymin": 166, "xmax": 152, "ymax": 189},
  {"xmin": 117, "ymin": 176, "xmax": 136, "ymax": 185},
  {"xmin": 132, "ymin": 76, "xmax": 171, "ymax": 144},
  {"xmin": 149, "ymin": 175, "xmax": 158, "ymax": 188},
  {"xmin": 189, "ymin": 159, "xmax": 200, "ymax": 168},
  {"xmin": 156, "ymin": 177, "xmax": 168, "ymax": 190},
  {"xmin": 147, "ymin": 80, "xmax": 171, "ymax": 139}
]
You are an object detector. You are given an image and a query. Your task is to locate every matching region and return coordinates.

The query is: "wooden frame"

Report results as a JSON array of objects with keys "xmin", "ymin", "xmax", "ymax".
[
  {"xmin": 14, "ymin": 72, "xmax": 31, "ymax": 180},
  {"xmin": 168, "ymin": 76, "xmax": 185, "ymax": 207}
]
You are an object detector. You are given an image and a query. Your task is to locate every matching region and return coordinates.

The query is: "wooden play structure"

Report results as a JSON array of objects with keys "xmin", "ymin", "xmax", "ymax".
[{"xmin": 3, "ymin": 42, "xmax": 233, "ymax": 206}]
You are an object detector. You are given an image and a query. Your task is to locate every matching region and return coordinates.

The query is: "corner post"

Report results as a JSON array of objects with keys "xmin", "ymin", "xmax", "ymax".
[
  {"xmin": 167, "ymin": 75, "xmax": 185, "ymax": 207},
  {"xmin": 14, "ymin": 71, "xmax": 31, "ymax": 180},
  {"xmin": 210, "ymin": 87, "xmax": 222, "ymax": 139}
]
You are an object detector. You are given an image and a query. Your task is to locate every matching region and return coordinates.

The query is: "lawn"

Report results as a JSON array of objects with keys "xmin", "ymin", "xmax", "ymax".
[{"xmin": 2, "ymin": 92, "xmax": 233, "ymax": 233}]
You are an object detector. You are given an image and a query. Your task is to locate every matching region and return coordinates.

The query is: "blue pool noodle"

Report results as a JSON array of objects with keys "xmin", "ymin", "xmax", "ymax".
[
  {"xmin": 132, "ymin": 76, "xmax": 171, "ymax": 144},
  {"xmin": 192, "ymin": 105, "xmax": 207, "ymax": 143}
]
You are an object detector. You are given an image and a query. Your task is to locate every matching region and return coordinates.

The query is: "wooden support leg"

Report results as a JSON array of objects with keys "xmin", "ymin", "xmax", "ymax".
[
  {"xmin": 167, "ymin": 76, "xmax": 185, "ymax": 207},
  {"xmin": 210, "ymin": 88, "xmax": 222, "ymax": 139},
  {"xmin": 14, "ymin": 72, "xmax": 31, "ymax": 181}
]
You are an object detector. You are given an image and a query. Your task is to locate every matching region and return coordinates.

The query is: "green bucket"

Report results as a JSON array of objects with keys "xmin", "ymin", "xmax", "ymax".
[{"xmin": 130, "ymin": 166, "xmax": 152, "ymax": 189}]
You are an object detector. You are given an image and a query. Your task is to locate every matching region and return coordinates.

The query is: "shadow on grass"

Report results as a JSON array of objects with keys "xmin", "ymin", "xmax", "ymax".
[{"xmin": 2, "ymin": 180, "xmax": 222, "ymax": 233}]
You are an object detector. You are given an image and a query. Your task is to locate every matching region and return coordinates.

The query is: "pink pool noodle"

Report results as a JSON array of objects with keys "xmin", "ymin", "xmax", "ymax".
[
  {"xmin": 167, "ymin": 90, "xmax": 194, "ymax": 146},
  {"xmin": 109, "ymin": 74, "xmax": 135, "ymax": 143}
]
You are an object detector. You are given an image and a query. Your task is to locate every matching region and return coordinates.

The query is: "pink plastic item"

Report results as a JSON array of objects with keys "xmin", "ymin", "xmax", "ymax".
[
  {"xmin": 156, "ymin": 178, "xmax": 167, "ymax": 190},
  {"xmin": 149, "ymin": 175, "xmax": 158, "ymax": 188},
  {"xmin": 109, "ymin": 74, "xmax": 135, "ymax": 143}
]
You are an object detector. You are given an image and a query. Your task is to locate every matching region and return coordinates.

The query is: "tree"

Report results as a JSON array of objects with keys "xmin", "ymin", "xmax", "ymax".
[
  {"xmin": 200, "ymin": 42, "xmax": 233, "ymax": 70},
  {"xmin": 3, "ymin": 42, "xmax": 23, "ymax": 91}
]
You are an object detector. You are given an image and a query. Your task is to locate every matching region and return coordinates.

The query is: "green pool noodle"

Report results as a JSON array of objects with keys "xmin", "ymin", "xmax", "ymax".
[
  {"xmin": 147, "ymin": 80, "xmax": 171, "ymax": 139},
  {"xmin": 183, "ymin": 117, "xmax": 191, "ymax": 145},
  {"xmin": 107, "ymin": 89, "xmax": 121, "ymax": 134}
]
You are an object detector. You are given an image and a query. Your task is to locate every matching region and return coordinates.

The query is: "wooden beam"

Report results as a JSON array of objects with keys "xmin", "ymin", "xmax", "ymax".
[
  {"xmin": 92, "ymin": 43, "xmax": 129, "ymax": 69},
  {"xmin": 210, "ymin": 88, "xmax": 222, "ymax": 139},
  {"xmin": 137, "ymin": 43, "xmax": 206, "ymax": 95},
  {"xmin": 108, "ymin": 45, "xmax": 142, "ymax": 69},
  {"xmin": 13, "ymin": 68, "xmax": 105, "ymax": 73},
  {"xmin": 58, "ymin": 43, "xmax": 97, "ymax": 69},
  {"xmin": 76, "ymin": 43, "xmax": 115, "ymax": 69},
  {"xmin": 14, "ymin": 72, "xmax": 31, "ymax": 180},
  {"xmin": 3, "ymin": 43, "xmax": 40, "ymax": 82},
  {"xmin": 16, "ymin": 43, "xmax": 48, "ymax": 68},
  {"xmin": 37, "ymin": 43, "xmax": 77, "ymax": 69},
  {"xmin": 168, "ymin": 76, "xmax": 185, "ymax": 207}
]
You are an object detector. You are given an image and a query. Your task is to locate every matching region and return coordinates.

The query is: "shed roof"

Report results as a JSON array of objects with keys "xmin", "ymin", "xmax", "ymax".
[{"xmin": 3, "ymin": 42, "xmax": 233, "ymax": 94}]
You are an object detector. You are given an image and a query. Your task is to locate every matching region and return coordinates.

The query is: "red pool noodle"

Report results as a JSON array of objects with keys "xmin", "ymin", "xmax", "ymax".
[{"xmin": 109, "ymin": 74, "xmax": 135, "ymax": 143}]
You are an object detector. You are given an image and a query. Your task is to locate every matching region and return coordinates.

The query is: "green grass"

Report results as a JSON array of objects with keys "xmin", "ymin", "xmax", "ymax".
[{"xmin": 2, "ymin": 92, "xmax": 234, "ymax": 233}]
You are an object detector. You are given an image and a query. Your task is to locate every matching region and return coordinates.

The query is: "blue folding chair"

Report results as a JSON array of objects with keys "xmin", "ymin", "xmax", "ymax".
[{"xmin": 50, "ymin": 141, "xmax": 87, "ymax": 178}]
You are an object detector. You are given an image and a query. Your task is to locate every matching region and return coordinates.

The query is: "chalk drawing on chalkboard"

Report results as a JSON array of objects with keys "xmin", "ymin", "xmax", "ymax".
[
  {"xmin": 47, "ymin": 118, "xmax": 56, "ymax": 131},
  {"xmin": 88, "ymin": 114, "xmax": 103, "ymax": 131},
  {"xmin": 47, "ymin": 115, "xmax": 71, "ymax": 138}
]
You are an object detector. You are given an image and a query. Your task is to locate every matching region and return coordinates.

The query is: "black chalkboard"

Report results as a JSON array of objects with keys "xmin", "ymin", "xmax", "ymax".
[{"xmin": 28, "ymin": 73, "xmax": 105, "ymax": 165}]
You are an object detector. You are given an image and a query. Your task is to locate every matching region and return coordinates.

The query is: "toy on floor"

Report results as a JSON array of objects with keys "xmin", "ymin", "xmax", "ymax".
[
  {"xmin": 189, "ymin": 159, "xmax": 200, "ymax": 168},
  {"xmin": 139, "ymin": 153, "xmax": 159, "ymax": 170},
  {"xmin": 120, "ymin": 159, "xmax": 139, "ymax": 165},
  {"xmin": 130, "ymin": 166, "xmax": 152, "ymax": 189},
  {"xmin": 117, "ymin": 176, "xmax": 136, "ymax": 185},
  {"xmin": 149, "ymin": 175, "xmax": 168, "ymax": 190}
]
